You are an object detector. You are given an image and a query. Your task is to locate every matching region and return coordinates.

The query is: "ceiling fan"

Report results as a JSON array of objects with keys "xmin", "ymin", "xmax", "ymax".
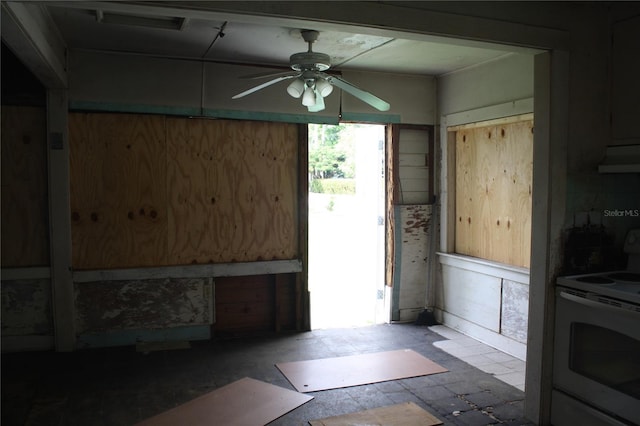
[{"xmin": 232, "ymin": 30, "xmax": 391, "ymax": 113}]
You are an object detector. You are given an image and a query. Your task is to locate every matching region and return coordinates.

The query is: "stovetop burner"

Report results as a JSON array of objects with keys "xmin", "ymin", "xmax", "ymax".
[
  {"xmin": 557, "ymin": 271, "xmax": 640, "ymax": 305},
  {"xmin": 557, "ymin": 229, "xmax": 640, "ymax": 305},
  {"xmin": 576, "ymin": 276, "xmax": 616, "ymax": 284},
  {"xmin": 607, "ymin": 272, "xmax": 640, "ymax": 283}
]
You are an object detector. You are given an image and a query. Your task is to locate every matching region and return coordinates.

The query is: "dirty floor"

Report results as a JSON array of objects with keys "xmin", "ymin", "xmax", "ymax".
[{"xmin": 1, "ymin": 324, "xmax": 532, "ymax": 425}]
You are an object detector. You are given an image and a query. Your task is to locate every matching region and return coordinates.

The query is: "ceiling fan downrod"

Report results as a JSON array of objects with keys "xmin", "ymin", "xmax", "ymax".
[{"xmin": 290, "ymin": 30, "xmax": 330, "ymax": 72}]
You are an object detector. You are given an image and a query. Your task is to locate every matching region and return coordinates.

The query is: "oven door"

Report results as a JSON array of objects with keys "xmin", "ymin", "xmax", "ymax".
[{"xmin": 553, "ymin": 288, "xmax": 640, "ymax": 425}]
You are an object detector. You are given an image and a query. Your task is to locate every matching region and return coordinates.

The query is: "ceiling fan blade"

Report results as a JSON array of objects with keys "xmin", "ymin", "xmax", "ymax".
[
  {"xmin": 241, "ymin": 70, "xmax": 299, "ymax": 80},
  {"xmin": 307, "ymin": 90, "xmax": 325, "ymax": 112},
  {"xmin": 232, "ymin": 74, "xmax": 299, "ymax": 99},
  {"xmin": 325, "ymin": 75, "xmax": 391, "ymax": 111}
]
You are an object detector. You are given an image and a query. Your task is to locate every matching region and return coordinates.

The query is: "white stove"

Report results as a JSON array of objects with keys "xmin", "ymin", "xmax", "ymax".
[
  {"xmin": 556, "ymin": 270, "xmax": 640, "ymax": 307},
  {"xmin": 552, "ymin": 228, "xmax": 640, "ymax": 426},
  {"xmin": 557, "ymin": 228, "xmax": 640, "ymax": 306}
]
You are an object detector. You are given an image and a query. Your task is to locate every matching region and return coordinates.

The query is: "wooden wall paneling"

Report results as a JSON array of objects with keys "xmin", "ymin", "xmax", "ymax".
[
  {"xmin": 274, "ymin": 273, "xmax": 297, "ymax": 331},
  {"xmin": 214, "ymin": 275, "xmax": 275, "ymax": 334},
  {"xmin": 398, "ymin": 127, "xmax": 430, "ymax": 204},
  {"xmin": 1, "ymin": 106, "xmax": 49, "ymax": 267},
  {"xmin": 69, "ymin": 113, "xmax": 168, "ymax": 269},
  {"xmin": 167, "ymin": 119, "xmax": 298, "ymax": 264},
  {"xmin": 454, "ymin": 119, "xmax": 533, "ymax": 267}
]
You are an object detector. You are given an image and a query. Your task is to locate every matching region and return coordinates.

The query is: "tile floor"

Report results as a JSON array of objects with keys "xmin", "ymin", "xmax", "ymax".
[
  {"xmin": 429, "ymin": 326, "xmax": 526, "ymax": 392},
  {"xmin": 1, "ymin": 324, "xmax": 531, "ymax": 425}
]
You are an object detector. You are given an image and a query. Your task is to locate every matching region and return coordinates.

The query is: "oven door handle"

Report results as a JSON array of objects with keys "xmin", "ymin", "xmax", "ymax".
[{"xmin": 559, "ymin": 291, "xmax": 640, "ymax": 318}]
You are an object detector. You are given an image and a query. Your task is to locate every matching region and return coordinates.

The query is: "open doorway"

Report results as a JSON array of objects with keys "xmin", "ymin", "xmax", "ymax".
[{"xmin": 308, "ymin": 123, "xmax": 386, "ymax": 329}]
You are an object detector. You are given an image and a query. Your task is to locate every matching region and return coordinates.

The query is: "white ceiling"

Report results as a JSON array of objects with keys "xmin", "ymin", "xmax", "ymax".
[{"xmin": 46, "ymin": 2, "xmax": 515, "ymax": 77}]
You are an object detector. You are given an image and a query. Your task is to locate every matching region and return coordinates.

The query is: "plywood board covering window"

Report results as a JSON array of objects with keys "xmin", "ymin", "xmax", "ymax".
[
  {"xmin": 1, "ymin": 106, "xmax": 50, "ymax": 267},
  {"xmin": 454, "ymin": 116, "xmax": 533, "ymax": 268},
  {"xmin": 69, "ymin": 113, "xmax": 298, "ymax": 269}
]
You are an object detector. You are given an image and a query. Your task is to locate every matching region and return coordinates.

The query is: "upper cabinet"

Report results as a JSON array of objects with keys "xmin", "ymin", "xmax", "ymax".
[{"xmin": 611, "ymin": 14, "xmax": 640, "ymax": 145}]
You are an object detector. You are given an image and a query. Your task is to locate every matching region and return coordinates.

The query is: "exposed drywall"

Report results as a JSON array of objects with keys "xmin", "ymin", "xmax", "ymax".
[
  {"xmin": 0, "ymin": 279, "xmax": 52, "ymax": 336},
  {"xmin": 501, "ymin": 279, "xmax": 529, "ymax": 343},
  {"xmin": 68, "ymin": 50, "xmax": 435, "ymax": 124},
  {"xmin": 394, "ymin": 204, "xmax": 432, "ymax": 321},
  {"xmin": 75, "ymin": 278, "xmax": 212, "ymax": 333}
]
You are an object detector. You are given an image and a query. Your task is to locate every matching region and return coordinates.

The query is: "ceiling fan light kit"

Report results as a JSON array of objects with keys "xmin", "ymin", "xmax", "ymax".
[
  {"xmin": 315, "ymin": 79, "xmax": 333, "ymax": 97},
  {"xmin": 286, "ymin": 78, "xmax": 305, "ymax": 98},
  {"xmin": 232, "ymin": 29, "xmax": 390, "ymax": 113},
  {"xmin": 302, "ymin": 86, "xmax": 317, "ymax": 107}
]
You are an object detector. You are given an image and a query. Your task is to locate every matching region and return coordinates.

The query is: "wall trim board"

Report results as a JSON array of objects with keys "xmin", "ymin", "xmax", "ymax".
[
  {"xmin": 1, "ymin": 335, "xmax": 54, "ymax": 353},
  {"xmin": 72, "ymin": 259, "xmax": 303, "ymax": 283},
  {"xmin": 434, "ymin": 308, "xmax": 527, "ymax": 360},
  {"xmin": 438, "ymin": 253, "xmax": 530, "ymax": 285},
  {"xmin": 340, "ymin": 112, "xmax": 401, "ymax": 124},
  {"xmin": 69, "ymin": 100, "xmax": 201, "ymax": 117},
  {"xmin": 447, "ymin": 112, "xmax": 534, "ymax": 132},
  {"xmin": 444, "ymin": 98, "xmax": 534, "ymax": 128},
  {"xmin": 68, "ymin": 101, "xmax": 339, "ymax": 124},
  {"xmin": 203, "ymin": 108, "xmax": 339, "ymax": 125},
  {"xmin": 48, "ymin": 89, "xmax": 76, "ymax": 352},
  {"xmin": 76, "ymin": 325, "xmax": 210, "ymax": 349},
  {"xmin": 297, "ymin": 123, "xmax": 310, "ymax": 331},
  {"xmin": 525, "ymin": 50, "xmax": 569, "ymax": 424},
  {"xmin": 1, "ymin": 267, "xmax": 51, "ymax": 281}
]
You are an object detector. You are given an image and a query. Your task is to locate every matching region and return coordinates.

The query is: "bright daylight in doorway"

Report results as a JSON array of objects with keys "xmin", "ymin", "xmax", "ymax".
[{"xmin": 308, "ymin": 123, "xmax": 387, "ymax": 329}]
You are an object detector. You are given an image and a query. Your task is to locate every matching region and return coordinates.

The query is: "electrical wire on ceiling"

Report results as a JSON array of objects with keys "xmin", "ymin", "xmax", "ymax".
[
  {"xmin": 200, "ymin": 21, "xmax": 227, "ymax": 116},
  {"xmin": 203, "ymin": 21, "xmax": 227, "ymax": 58}
]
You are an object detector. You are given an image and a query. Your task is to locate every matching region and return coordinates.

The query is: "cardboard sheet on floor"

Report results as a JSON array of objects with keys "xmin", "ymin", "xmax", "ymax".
[
  {"xmin": 135, "ymin": 377, "xmax": 313, "ymax": 426},
  {"xmin": 276, "ymin": 349, "xmax": 447, "ymax": 392},
  {"xmin": 308, "ymin": 401, "xmax": 443, "ymax": 426}
]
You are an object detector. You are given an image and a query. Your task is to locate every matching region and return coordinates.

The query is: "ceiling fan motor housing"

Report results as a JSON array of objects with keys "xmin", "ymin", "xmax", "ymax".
[{"xmin": 290, "ymin": 52, "xmax": 331, "ymax": 72}]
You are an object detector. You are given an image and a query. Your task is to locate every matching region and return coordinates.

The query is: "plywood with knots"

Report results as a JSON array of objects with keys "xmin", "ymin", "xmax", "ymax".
[
  {"xmin": 455, "ymin": 118, "xmax": 532, "ymax": 268},
  {"xmin": 166, "ymin": 119, "xmax": 298, "ymax": 264},
  {"xmin": 70, "ymin": 113, "xmax": 299, "ymax": 269},
  {"xmin": 69, "ymin": 113, "xmax": 168, "ymax": 269},
  {"xmin": 1, "ymin": 106, "xmax": 49, "ymax": 267}
]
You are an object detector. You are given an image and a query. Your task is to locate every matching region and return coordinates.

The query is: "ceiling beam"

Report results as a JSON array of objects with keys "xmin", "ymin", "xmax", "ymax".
[
  {"xmin": 46, "ymin": 1, "xmax": 564, "ymax": 53},
  {"xmin": 1, "ymin": 2, "xmax": 68, "ymax": 88}
]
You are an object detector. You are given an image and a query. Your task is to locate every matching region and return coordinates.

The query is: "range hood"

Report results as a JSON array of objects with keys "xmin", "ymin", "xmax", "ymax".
[{"xmin": 598, "ymin": 144, "xmax": 640, "ymax": 173}]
